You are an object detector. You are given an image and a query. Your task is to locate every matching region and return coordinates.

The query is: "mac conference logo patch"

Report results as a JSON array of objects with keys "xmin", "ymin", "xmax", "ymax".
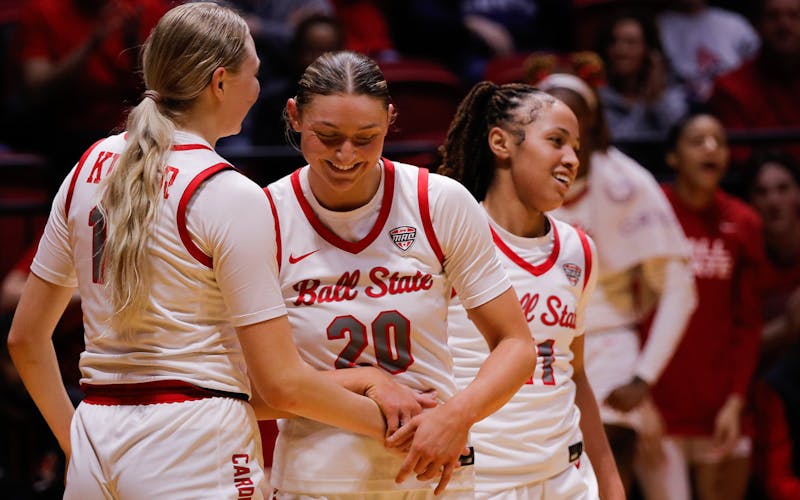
[
  {"xmin": 389, "ymin": 226, "xmax": 417, "ymax": 251},
  {"xmin": 562, "ymin": 263, "xmax": 582, "ymax": 286}
]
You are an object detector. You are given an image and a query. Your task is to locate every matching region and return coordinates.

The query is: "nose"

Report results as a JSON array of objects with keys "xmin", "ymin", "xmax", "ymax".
[
  {"xmin": 702, "ymin": 135, "xmax": 720, "ymax": 151},
  {"xmin": 564, "ymin": 146, "xmax": 579, "ymax": 171},
  {"xmin": 335, "ymin": 140, "xmax": 357, "ymax": 164}
]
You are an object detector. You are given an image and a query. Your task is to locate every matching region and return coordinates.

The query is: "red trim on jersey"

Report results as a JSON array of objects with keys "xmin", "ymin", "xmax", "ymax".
[
  {"xmin": 177, "ymin": 163, "xmax": 233, "ymax": 268},
  {"xmin": 81, "ymin": 380, "xmax": 247, "ymax": 405},
  {"xmin": 489, "ymin": 216, "xmax": 560, "ymax": 276},
  {"xmin": 418, "ymin": 167, "xmax": 445, "ymax": 266},
  {"xmin": 576, "ymin": 227, "xmax": 593, "ymax": 292},
  {"xmin": 172, "ymin": 143, "xmax": 213, "ymax": 151},
  {"xmin": 64, "ymin": 138, "xmax": 104, "ymax": 216},
  {"xmin": 264, "ymin": 187, "xmax": 282, "ymax": 272},
  {"xmin": 290, "ymin": 159, "xmax": 396, "ymax": 254}
]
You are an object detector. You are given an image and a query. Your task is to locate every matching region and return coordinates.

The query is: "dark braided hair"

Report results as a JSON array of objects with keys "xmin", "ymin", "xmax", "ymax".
[{"xmin": 438, "ymin": 81, "xmax": 556, "ymax": 201}]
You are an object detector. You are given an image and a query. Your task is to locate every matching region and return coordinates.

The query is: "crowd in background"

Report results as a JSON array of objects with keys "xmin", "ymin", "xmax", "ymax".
[{"xmin": 0, "ymin": 0, "xmax": 798, "ymax": 498}]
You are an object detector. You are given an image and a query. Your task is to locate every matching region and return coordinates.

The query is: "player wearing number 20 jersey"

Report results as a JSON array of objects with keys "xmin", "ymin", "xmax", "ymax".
[
  {"xmin": 265, "ymin": 159, "xmax": 511, "ymax": 495},
  {"xmin": 448, "ymin": 214, "xmax": 598, "ymax": 496}
]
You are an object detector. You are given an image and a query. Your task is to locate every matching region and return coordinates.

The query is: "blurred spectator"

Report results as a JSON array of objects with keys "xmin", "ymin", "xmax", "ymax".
[
  {"xmin": 8, "ymin": 0, "xmax": 169, "ymax": 182},
  {"xmin": 460, "ymin": 0, "xmax": 573, "ymax": 82},
  {"xmin": 708, "ymin": 0, "xmax": 800, "ymax": 165},
  {"xmin": 596, "ymin": 12, "xmax": 689, "ymax": 141},
  {"xmin": 225, "ymin": 0, "xmax": 334, "ymax": 146},
  {"xmin": 657, "ymin": 0, "xmax": 759, "ymax": 104},
  {"xmin": 749, "ymin": 375, "xmax": 800, "ymax": 500},
  {"xmin": 1, "ymin": 239, "xmax": 82, "ymax": 498},
  {"xmin": 233, "ymin": 0, "xmax": 333, "ymax": 63},
  {"xmin": 331, "ymin": 0, "xmax": 397, "ymax": 61},
  {"xmin": 252, "ymin": 13, "xmax": 346, "ymax": 145},
  {"xmin": 637, "ymin": 113, "xmax": 764, "ymax": 500},
  {"xmin": 745, "ymin": 150, "xmax": 800, "ymax": 366},
  {"xmin": 383, "ymin": 1, "xmax": 469, "ymax": 71},
  {"xmin": 537, "ymin": 67, "xmax": 697, "ymax": 496}
]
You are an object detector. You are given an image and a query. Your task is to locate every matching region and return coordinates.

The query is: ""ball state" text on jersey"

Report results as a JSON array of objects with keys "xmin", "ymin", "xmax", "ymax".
[{"xmin": 292, "ymin": 267, "xmax": 433, "ymax": 306}]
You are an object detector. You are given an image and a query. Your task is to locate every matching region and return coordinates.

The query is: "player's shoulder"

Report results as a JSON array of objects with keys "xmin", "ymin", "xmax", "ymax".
[
  {"xmin": 552, "ymin": 216, "xmax": 597, "ymax": 256},
  {"xmin": 264, "ymin": 166, "xmax": 302, "ymax": 198}
]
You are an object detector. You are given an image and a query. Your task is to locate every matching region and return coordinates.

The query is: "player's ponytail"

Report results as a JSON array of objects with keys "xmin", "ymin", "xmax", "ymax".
[
  {"xmin": 438, "ymin": 81, "xmax": 497, "ymax": 201},
  {"xmin": 439, "ymin": 82, "xmax": 555, "ymax": 202},
  {"xmin": 98, "ymin": 2, "xmax": 250, "ymax": 331}
]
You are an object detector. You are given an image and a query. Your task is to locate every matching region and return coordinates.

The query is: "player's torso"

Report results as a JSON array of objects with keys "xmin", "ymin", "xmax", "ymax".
[
  {"xmin": 266, "ymin": 161, "xmax": 475, "ymax": 493},
  {"xmin": 66, "ymin": 133, "xmax": 247, "ymax": 389},
  {"xmin": 268, "ymin": 161, "xmax": 455, "ymax": 397},
  {"xmin": 448, "ymin": 217, "xmax": 589, "ymax": 486}
]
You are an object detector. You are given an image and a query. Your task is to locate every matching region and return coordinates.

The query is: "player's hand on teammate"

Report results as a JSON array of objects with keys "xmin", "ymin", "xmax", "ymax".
[
  {"xmin": 605, "ymin": 376, "xmax": 650, "ymax": 413},
  {"xmin": 361, "ymin": 367, "xmax": 438, "ymax": 437},
  {"xmin": 384, "ymin": 403, "xmax": 470, "ymax": 495}
]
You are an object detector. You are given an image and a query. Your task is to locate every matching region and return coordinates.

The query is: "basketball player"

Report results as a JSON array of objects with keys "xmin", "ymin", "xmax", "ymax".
[
  {"xmin": 636, "ymin": 113, "xmax": 764, "ymax": 500},
  {"xmin": 264, "ymin": 51, "xmax": 537, "ymax": 499},
  {"xmin": 439, "ymin": 81, "xmax": 624, "ymax": 499},
  {"xmin": 7, "ymin": 4, "xmax": 386, "ymax": 498},
  {"xmin": 536, "ymin": 72, "xmax": 697, "ymax": 493}
]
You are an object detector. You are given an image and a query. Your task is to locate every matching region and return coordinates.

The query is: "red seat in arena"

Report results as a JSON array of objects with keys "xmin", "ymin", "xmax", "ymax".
[
  {"xmin": 378, "ymin": 58, "xmax": 464, "ymax": 169},
  {"xmin": 483, "ymin": 53, "xmax": 533, "ymax": 85}
]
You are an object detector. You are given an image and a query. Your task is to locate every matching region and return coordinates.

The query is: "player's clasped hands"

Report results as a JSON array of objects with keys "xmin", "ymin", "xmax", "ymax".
[
  {"xmin": 360, "ymin": 367, "xmax": 439, "ymax": 437},
  {"xmin": 385, "ymin": 403, "xmax": 471, "ymax": 495}
]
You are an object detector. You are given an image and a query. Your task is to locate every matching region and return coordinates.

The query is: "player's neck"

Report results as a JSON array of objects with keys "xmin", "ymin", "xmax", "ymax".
[{"xmin": 483, "ymin": 193, "xmax": 547, "ymax": 238}]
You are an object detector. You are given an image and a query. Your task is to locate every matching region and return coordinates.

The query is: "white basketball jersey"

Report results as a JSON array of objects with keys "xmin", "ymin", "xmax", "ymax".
[
  {"xmin": 32, "ymin": 131, "xmax": 285, "ymax": 394},
  {"xmin": 448, "ymin": 215, "xmax": 597, "ymax": 491},
  {"xmin": 266, "ymin": 160, "xmax": 508, "ymax": 494},
  {"xmin": 550, "ymin": 148, "xmax": 689, "ymax": 334}
]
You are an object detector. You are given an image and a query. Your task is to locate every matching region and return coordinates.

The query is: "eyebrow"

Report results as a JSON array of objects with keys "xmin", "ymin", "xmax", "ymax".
[{"xmin": 313, "ymin": 121, "xmax": 382, "ymax": 131}]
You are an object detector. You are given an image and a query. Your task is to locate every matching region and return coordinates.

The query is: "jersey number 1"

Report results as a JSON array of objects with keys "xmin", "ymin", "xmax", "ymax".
[
  {"xmin": 525, "ymin": 339, "xmax": 555, "ymax": 385},
  {"xmin": 89, "ymin": 206, "xmax": 106, "ymax": 284}
]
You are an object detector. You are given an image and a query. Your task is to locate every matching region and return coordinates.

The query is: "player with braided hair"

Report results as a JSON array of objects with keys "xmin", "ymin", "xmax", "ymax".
[{"xmin": 441, "ymin": 81, "xmax": 624, "ymax": 499}]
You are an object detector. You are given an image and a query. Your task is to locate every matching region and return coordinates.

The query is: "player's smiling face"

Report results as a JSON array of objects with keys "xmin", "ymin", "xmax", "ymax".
[
  {"xmin": 504, "ymin": 99, "xmax": 580, "ymax": 213},
  {"xmin": 289, "ymin": 93, "xmax": 392, "ymax": 211}
]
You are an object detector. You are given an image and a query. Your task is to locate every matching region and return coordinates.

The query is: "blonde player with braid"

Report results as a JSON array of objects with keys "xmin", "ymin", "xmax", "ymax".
[
  {"xmin": 7, "ymin": 4, "xmax": 386, "ymax": 498},
  {"xmin": 440, "ymin": 81, "xmax": 624, "ymax": 499}
]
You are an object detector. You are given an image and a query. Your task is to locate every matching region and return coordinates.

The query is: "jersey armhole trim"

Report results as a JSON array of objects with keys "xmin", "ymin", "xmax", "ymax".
[
  {"xmin": 417, "ymin": 167, "xmax": 444, "ymax": 266},
  {"xmin": 264, "ymin": 187, "xmax": 282, "ymax": 272},
  {"xmin": 177, "ymin": 163, "xmax": 234, "ymax": 269},
  {"xmin": 64, "ymin": 138, "xmax": 105, "ymax": 216},
  {"xmin": 576, "ymin": 227, "xmax": 593, "ymax": 292}
]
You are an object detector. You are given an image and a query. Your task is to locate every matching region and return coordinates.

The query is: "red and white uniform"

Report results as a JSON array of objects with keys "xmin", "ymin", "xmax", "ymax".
[
  {"xmin": 33, "ymin": 130, "xmax": 285, "ymax": 499},
  {"xmin": 265, "ymin": 159, "xmax": 510, "ymax": 496},
  {"xmin": 549, "ymin": 148, "xmax": 692, "ymax": 429},
  {"xmin": 449, "ymin": 214, "xmax": 599, "ymax": 498},
  {"xmin": 654, "ymin": 187, "xmax": 764, "ymax": 437},
  {"xmin": 635, "ymin": 187, "xmax": 765, "ymax": 500}
]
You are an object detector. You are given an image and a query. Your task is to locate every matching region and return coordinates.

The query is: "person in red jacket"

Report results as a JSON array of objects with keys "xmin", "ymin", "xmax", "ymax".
[
  {"xmin": 11, "ymin": 0, "xmax": 170, "ymax": 180},
  {"xmin": 635, "ymin": 112, "xmax": 765, "ymax": 500},
  {"xmin": 708, "ymin": 0, "xmax": 800, "ymax": 165}
]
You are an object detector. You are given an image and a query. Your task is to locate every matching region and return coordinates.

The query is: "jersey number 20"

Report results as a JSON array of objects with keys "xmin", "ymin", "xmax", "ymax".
[{"xmin": 327, "ymin": 311, "xmax": 413, "ymax": 374}]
